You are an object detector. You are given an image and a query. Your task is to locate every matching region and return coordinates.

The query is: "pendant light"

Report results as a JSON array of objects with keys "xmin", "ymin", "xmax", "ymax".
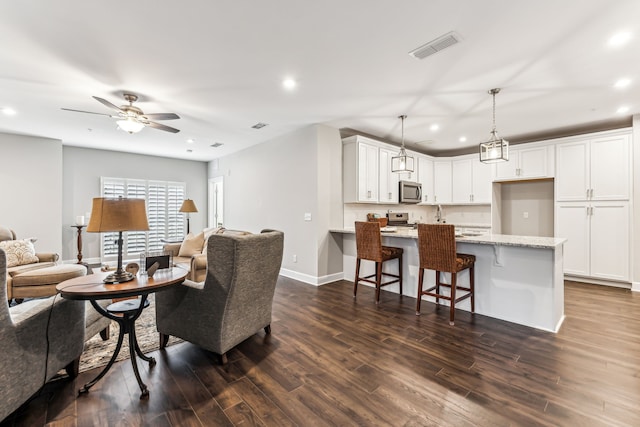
[
  {"xmin": 392, "ymin": 115, "xmax": 415, "ymax": 173},
  {"xmin": 479, "ymin": 88, "xmax": 509, "ymax": 163}
]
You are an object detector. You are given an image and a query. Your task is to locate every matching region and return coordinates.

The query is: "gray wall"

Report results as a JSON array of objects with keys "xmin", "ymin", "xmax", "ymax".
[
  {"xmin": 500, "ymin": 180, "xmax": 554, "ymax": 237},
  {"xmin": 0, "ymin": 133, "xmax": 63, "ymax": 253},
  {"xmin": 208, "ymin": 124, "xmax": 343, "ymax": 284},
  {"xmin": 62, "ymin": 146, "xmax": 208, "ymax": 262}
]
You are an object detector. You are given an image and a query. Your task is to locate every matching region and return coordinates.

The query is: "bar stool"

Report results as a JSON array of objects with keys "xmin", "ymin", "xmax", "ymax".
[
  {"xmin": 416, "ymin": 223, "xmax": 475, "ymax": 325},
  {"xmin": 354, "ymin": 221, "xmax": 403, "ymax": 304}
]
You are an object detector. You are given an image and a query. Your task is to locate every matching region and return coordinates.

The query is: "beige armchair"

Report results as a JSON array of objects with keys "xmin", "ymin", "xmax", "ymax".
[
  {"xmin": 156, "ymin": 229, "xmax": 284, "ymax": 364},
  {"xmin": 0, "ymin": 226, "xmax": 86, "ymax": 302}
]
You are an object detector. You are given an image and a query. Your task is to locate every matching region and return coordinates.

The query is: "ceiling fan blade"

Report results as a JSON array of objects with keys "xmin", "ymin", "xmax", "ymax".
[
  {"xmin": 145, "ymin": 121, "xmax": 180, "ymax": 133},
  {"xmin": 61, "ymin": 108, "xmax": 115, "ymax": 117},
  {"xmin": 143, "ymin": 113, "xmax": 180, "ymax": 121},
  {"xmin": 93, "ymin": 96, "xmax": 123, "ymax": 112}
]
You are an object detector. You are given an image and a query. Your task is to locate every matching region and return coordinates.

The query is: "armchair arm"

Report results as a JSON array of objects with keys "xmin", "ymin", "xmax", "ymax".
[
  {"xmin": 163, "ymin": 243, "xmax": 181, "ymax": 257},
  {"xmin": 190, "ymin": 254, "xmax": 207, "ymax": 282},
  {"xmin": 36, "ymin": 252, "xmax": 59, "ymax": 263}
]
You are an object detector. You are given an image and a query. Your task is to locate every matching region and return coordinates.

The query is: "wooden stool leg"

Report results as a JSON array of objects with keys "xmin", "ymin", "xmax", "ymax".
[
  {"xmin": 470, "ymin": 265, "xmax": 475, "ymax": 313},
  {"xmin": 416, "ymin": 268, "xmax": 424, "ymax": 315},
  {"xmin": 449, "ymin": 273, "xmax": 457, "ymax": 325},
  {"xmin": 398, "ymin": 254, "xmax": 403, "ymax": 296},
  {"xmin": 375, "ymin": 262, "xmax": 382, "ymax": 304},
  {"xmin": 435, "ymin": 271, "xmax": 441, "ymax": 306},
  {"xmin": 354, "ymin": 258, "xmax": 361, "ymax": 298}
]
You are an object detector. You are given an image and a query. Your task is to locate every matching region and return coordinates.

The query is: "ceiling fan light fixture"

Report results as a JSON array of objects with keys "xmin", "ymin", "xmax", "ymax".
[
  {"xmin": 117, "ymin": 117, "xmax": 145, "ymax": 134},
  {"xmin": 392, "ymin": 115, "xmax": 415, "ymax": 173},
  {"xmin": 479, "ymin": 88, "xmax": 509, "ymax": 163}
]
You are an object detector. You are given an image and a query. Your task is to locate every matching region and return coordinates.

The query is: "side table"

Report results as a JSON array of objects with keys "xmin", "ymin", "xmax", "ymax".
[{"xmin": 56, "ymin": 267, "xmax": 188, "ymax": 399}]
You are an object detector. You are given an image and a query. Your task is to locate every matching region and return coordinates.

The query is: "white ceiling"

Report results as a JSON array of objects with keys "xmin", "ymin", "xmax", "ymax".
[{"xmin": 1, "ymin": 1, "xmax": 639, "ymax": 161}]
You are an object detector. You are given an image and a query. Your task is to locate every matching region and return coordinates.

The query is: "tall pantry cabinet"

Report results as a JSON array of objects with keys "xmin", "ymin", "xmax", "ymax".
[{"xmin": 555, "ymin": 131, "xmax": 631, "ymax": 282}]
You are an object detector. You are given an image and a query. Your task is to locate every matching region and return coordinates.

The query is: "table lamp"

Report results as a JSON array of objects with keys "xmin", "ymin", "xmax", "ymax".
[
  {"xmin": 179, "ymin": 199, "xmax": 198, "ymax": 234},
  {"xmin": 87, "ymin": 197, "xmax": 150, "ymax": 284}
]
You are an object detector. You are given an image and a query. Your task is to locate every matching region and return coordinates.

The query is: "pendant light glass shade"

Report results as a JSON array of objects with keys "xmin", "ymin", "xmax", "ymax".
[
  {"xmin": 479, "ymin": 88, "xmax": 509, "ymax": 163},
  {"xmin": 117, "ymin": 117, "xmax": 145, "ymax": 134},
  {"xmin": 392, "ymin": 115, "xmax": 415, "ymax": 173}
]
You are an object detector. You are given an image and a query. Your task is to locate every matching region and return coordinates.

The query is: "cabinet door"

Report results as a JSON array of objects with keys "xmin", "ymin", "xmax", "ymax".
[
  {"xmin": 357, "ymin": 143, "xmax": 379, "ymax": 202},
  {"xmin": 556, "ymin": 141, "xmax": 588, "ymax": 201},
  {"xmin": 433, "ymin": 161, "xmax": 452, "ymax": 204},
  {"xmin": 518, "ymin": 146, "xmax": 548, "ymax": 179},
  {"xmin": 417, "ymin": 156, "xmax": 434, "ymax": 203},
  {"xmin": 471, "ymin": 159, "xmax": 493, "ymax": 203},
  {"xmin": 494, "ymin": 153, "xmax": 518, "ymax": 180},
  {"xmin": 556, "ymin": 202, "xmax": 590, "ymax": 276},
  {"xmin": 452, "ymin": 159, "xmax": 473, "ymax": 203},
  {"xmin": 379, "ymin": 148, "xmax": 399, "ymax": 204},
  {"xmin": 589, "ymin": 202, "xmax": 630, "ymax": 281},
  {"xmin": 590, "ymin": 135, "xmax": 630, "ymax": 201}
]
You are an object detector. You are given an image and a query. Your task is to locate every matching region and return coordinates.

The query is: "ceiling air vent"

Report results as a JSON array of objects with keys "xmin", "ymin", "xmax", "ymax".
[
  {"xmin": 210, "ymin": 142, "xmax": 224, "ymax": 148},
  {"xmin": 251, "ymin": 122, "xmax": 268, "ymax": 129},
  {"xmin": 409, "ymin": 31, "xmax": 461, "ymax": 60}
]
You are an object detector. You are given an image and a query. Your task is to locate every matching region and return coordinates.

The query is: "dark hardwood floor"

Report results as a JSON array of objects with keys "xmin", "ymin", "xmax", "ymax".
[{"xmin": 3, "ymin": 277, "xmax": 640, "ymax": 426}]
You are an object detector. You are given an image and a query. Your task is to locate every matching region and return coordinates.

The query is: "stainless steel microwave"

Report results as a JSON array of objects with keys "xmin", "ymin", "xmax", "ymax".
[{"xmin": 399, "ymin": 180, "xmax": 422, "ymax": 203}]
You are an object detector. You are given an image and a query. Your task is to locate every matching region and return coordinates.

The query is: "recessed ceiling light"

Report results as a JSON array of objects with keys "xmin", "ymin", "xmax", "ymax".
[
  {"xmin": 186, "ymin": 149, "xmax": 193, "ymax": 153},
  {"xmin": 283, "ymin": 78, "xmax": 297, "ymax": 90},
  {"xmin": 1, "ymin": 107, "xmax": 16, "ymax": 116},
  {"xmin": 617, "ymin": 106, "xmax": 630, "ymax": 114},
  {"xmin": 459, "ymin": 136, "xmax": 467, "ymax": 142},
  {"xmin": 614, "ymin": 78, "xmax": 631, "ymax": 89},
  {"xmin": 430, "ymin": 124, "xmax": 439, "ymax": 131},
  {"xmin": 187, "ymin": 138, "xmax": 195, "ymax": 143},
  {"xmin": 608, "ymin": 31, "xmax": 632, "ymax": 47}
]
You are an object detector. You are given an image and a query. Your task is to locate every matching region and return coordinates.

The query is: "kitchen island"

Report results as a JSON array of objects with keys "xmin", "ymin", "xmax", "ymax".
[{"xmin": 331, "ymin": 228, "xmax": 566, "ymax": 332}]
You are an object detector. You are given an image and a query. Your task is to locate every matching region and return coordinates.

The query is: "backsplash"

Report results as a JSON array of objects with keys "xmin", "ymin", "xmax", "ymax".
[{"xmin": 343, "ymin": 203, "xmax": 491, "ymax": 228}]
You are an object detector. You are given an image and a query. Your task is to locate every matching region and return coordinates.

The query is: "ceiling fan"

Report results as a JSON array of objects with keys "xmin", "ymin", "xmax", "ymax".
[{"xmin": 62, "ymin": 93, "xmax": 180, "ymax": 134}]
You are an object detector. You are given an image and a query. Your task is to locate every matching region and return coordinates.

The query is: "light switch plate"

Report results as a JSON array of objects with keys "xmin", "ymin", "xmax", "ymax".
[{"xmin": 304, "ymin": 213, "xmax": 312, "ymax": 221}]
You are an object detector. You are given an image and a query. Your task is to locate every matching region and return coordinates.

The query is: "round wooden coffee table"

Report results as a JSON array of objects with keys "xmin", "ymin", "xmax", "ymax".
[{"xmin": 57, "ymin": 267, "xmax": 188, "ymax": 399}]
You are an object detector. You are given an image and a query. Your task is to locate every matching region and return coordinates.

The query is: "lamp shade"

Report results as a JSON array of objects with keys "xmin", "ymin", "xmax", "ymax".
[
  {"xmin": 179, "ymin": 199, "xmax": 198, "ymax": 213},
  {"xmin": 86, "ymin": 197, "xmax": 150, "ymax": 232}
]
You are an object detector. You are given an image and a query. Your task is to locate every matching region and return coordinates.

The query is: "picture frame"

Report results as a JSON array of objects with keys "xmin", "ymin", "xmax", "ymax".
[{"xmin": 139, "ymin": 250, "xmax": 172, "ymax": 275}]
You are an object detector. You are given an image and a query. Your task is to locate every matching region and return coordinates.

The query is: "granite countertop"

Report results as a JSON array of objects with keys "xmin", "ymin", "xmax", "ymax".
[{"xmin": 329, "ymin": 228, "xmax": 566, "ymax": 249}]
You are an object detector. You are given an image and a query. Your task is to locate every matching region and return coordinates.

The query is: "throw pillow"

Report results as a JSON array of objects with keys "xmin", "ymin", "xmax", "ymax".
[
  {"xmin": 0, "ymin": 239, "xmax": 40, "ymax": 267},
  {"xmin": 178, "ymin": 232, "xmax": 205, "ymax": 257}
]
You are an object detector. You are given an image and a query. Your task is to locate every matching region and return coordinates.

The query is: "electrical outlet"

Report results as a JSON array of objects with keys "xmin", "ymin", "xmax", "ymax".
[
  {"xmin": 293, "ymin": 255, "xmax": 297, "ymax": 263},
  {"xmin": 304, "ymin": 213, "xmax": 312, "ymax": 221},
  {"xmin": 523, "ymin": 212, "xmax": 529, "ymax": 219}
]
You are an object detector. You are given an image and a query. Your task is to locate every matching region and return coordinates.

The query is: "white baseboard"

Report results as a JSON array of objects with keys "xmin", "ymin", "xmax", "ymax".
[
  {"xmin": 279, "ymin": 268, "xmax": 343, "ymax": 286},
  {"xmin": 564, "ymin": 275, "xmax": 631, "ymax": 290},
  {"xmin": 632, "ymin": 282, "xmax": 640, "ymax": 292}
]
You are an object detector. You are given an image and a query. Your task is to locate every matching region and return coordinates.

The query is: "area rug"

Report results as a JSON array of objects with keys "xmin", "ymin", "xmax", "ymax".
[{"xmin": 79, "ymin": 295, "xmax": 183, "ymax": 373}]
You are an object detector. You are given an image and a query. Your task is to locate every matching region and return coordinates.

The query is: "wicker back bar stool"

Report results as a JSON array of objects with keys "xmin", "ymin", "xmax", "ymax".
[
  {"xmin": 354, "ymin": 221, "xmax": 403, "ymax": 304},
  {"xmin": 416, "ymin": 223, "xmax": 475, "ymax": 325}
]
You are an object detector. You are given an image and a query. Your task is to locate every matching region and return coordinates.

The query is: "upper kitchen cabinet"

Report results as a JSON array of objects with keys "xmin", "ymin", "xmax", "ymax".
[
  {"xmin": 379, "ymin": 147, "xmax": 400, "ymax": 204},
  {"xmin": 343, "ymin": 136, "xmax": 379, "ymax": 203},
  {"xmin": 494, "ymin": 144, "xmax": 554, "ymax": 181},
  {"xmin": 417, "ymin": 155, "xmax": 434, "ymax": 204},
  {"xmin": 451, "ymin": 155, "xmax": 492, "ymax": 204},
  {"xmin": 556, "ymin": 131, "xmax": 630, "ymax": 202},
  {"xmin": 433, "ymin": 160, "xmax": 452, "ymax": 204}
]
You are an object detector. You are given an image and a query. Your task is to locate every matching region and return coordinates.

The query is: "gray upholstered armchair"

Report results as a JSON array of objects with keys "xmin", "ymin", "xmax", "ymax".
[
  {"xmin": 155, "ymin": 229, "xmax": 284, "ymax": 364},
  {"xmin": 0, "ymin": 249, "xmax": 85, "ymax": 422}
]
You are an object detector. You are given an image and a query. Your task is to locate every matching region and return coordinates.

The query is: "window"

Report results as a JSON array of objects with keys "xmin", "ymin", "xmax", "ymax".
[{"xmin": 100, "ymin": 177, "xmax": 186, "ymax": 260}]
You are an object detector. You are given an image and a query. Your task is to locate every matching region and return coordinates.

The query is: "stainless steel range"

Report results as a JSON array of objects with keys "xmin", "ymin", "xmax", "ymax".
[{"xmin": 386, "ymin": 212, "xmax": 410, "ymax": 227}]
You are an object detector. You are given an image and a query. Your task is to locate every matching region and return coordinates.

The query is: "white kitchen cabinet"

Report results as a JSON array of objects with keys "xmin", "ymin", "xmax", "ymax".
[
  {"xmin": 451, "ymin": 157, "xmax": 492, "ymax": 204},
  {"xmin": 495, "ymin": 145, "xmax": 553, "ymax": 181},
  {"xmin": 433, "ymin": 160, "xmax": 452, "ymax": 204},
  {"xmin": 343, "ymin": 136, "xmax": 379, "ymax": 203},
  {"xmin": 415, "ymin": 155, "xmax": 433, "ymax": 204},
  {"xmin": 379, "ymin": 147, "xmax": 399, "ymax": 204},
  {"xmin": 556, "ymin": 201, "xmax": 630, "ymax": 282},
  {"xmin": 556, "ymin": 133, "xmax": 630, "ymax": 201}
]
